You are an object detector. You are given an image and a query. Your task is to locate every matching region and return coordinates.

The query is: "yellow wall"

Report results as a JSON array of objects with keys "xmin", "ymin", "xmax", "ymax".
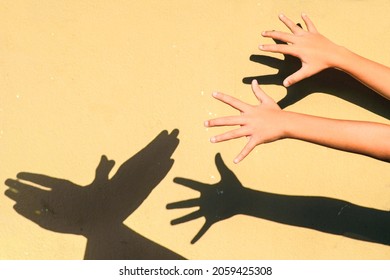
[{"xmin": 1, "ymin": 0, "xmax": 389, "ymax": 259}]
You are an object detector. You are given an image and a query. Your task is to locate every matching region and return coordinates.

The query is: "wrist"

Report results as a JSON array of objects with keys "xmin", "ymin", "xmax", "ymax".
[
  {"xmin": 238, "ymin": 187, "xmax": 259, "ymax": 214},
  {"xmin": 282, "ymin": 111, "xmax": 315, "ymax": 141},
  {"xmin": 276, "ymin": 110, "xmax": 296, "ymax": 140},
  {"xmin": 330, "ymin": 45, "xmax": 355, "ymax": 70}
]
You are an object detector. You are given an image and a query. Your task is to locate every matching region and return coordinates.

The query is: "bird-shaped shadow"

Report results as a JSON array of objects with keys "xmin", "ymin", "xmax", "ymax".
[{"xmin": 5, "ymin": 129, "xmax": 185, "ymax": 259}]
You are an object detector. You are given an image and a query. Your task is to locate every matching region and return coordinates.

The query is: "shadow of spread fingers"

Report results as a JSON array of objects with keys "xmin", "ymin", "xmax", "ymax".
[
  {"xmin": 191, "ymin": 221, "xmax": 212, "ymax": 244},
  {"xmin": 249, "ymin": 54, "xmax": 283, "ymax": 68},
  {"xmin": 173, "ymin": 177, "xmax": 209, "ymax": 192},
  {"xmin": 242, "ymin": 74, "xmax": 282, "ymax": 85},
  {"xmin": 170, "ymin": 210, "xmax": 203, "ymax": 225},
  {"xmin": 166, "ymin": 198, "xmax": 200, "ymax": 209}
]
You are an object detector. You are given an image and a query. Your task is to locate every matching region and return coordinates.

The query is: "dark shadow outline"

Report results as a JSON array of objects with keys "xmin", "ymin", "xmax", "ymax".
[
  {"xmin": 168, "ymin": 153, "xmax": 390, "ymax": 246},
  {"xmin": 5, "ymin": 129, "xmax": 185, "ymax": 260}
]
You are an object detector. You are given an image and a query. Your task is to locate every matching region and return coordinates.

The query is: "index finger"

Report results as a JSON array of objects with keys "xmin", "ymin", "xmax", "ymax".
[
  {"xmin": 212, "ymin": 92, "xmax": 251, "ymax": 112},
  {"xmin": 278, "ymin": 14, "xmax": 302, "ymax": 34}
]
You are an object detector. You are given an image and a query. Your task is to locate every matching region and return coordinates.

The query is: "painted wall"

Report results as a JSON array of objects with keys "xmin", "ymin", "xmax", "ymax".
[{"xmin": 1, "ymin": 0, "xmax": 389, "ymax": 259}]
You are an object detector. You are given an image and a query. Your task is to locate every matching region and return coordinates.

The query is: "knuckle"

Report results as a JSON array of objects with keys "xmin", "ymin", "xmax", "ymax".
[
  {"xmin": 231, "ymin": 129, "xmax": 240, "ymax": 136},
  {"xmin": 273, "ymin": 31, "xmax": 284, "ymax": 38}
]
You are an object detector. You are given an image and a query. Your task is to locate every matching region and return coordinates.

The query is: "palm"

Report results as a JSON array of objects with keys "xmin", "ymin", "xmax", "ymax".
[
  {"xmin": 167, "ymin": 153, "xmax": 244, "ymax": 244},
  {"xmin": 242, "ymin": 39, "xmax": 331, "ymax": 107}
]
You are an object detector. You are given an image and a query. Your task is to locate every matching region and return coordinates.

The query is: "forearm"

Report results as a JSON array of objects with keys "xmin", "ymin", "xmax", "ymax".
[
  {"xmin": 239, "ymin": 187, "xmax": 390, "ymax": 245},
  {"xmin": 282, "ymin": 111, "xmax": 390, "ymax": 161},
  {"xmin": 84, "ymin": 224, "xmax": 185, "ymax": 260},
  {"xmin": 333, "ymin": 46, "xmax": 390, "ymax": 100}
]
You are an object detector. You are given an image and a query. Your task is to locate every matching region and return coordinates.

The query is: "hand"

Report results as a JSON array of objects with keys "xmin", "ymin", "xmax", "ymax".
[
  {"xmin": 167, "ymin": 153, "xmax": 245, "ymax": 244},
  {"xmin": 205, "ymin": 80, "xmax": 284, "ymax": 163},
  {"xmin": 260, "ymin": 13, "xmax": 342, "ymax": 87},
  {"xmin": 243, "ymin": 40, "xmax": 390, "ymax": 119},
  {"xmin": 5, "ymin": 129, "xmax": 180, "ymax": 236},
  {"xmin": 5, "ymin": 155, "xmax": 114, "ymax": 236}
]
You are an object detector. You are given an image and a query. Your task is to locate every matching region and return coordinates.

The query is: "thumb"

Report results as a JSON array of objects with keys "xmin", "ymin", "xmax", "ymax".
[
  {"xmin": 283, "ymin": 67, "xmax": 311, "ymax": 87},
  {"xmin": 234, "ymin": 138, "xmax": 258, "ymax": 164},
  {"xmin": 251, "ymin": 79, "xmax": 274, "ymax": 104}
]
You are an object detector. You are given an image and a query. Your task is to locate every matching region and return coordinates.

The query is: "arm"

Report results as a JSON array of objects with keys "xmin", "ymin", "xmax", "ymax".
[
  {"xmin": 206, "ymin": 80, "xmax": 390, "ymax": 163},
  {"xmin": 240, "ymin": 187, "xmax": 390, "ymax": 245},
  {"xmin": 282, "ymin": 110, "xmax": 390, "ymax": 161},
  {"xmin": 261, "ymin": 13, "xmax": 390, "ymax": 100},
  {"xmin": 84, "ymin": 224, "xmax": 185, "ymax": 260},
  {"xmin": 168, "ymin": 153, "xmax": 390, "ymax": 245},
  {"xmin": 335, "ymin": 47, "xmax": 390, "ymax": 100}
]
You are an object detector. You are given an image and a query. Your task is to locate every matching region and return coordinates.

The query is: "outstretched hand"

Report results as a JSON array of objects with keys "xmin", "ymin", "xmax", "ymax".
[
  {"xmin": 5, "ymin": 129, "xmax": 179, "ymax": 236},
  {"xmin": 167, "ymin": 153, "xmax": 245, "ymax": 244},
  {"xmin": 260, "ymin": 13, "xmax": 342, "ymax": 87},
  {"xmin": 243, "ymin": 41, "xmax": 390, "ymax": 117},
  {"xmin": 205, "ymin": 80, "xmax": 284, "ymax": 163}
]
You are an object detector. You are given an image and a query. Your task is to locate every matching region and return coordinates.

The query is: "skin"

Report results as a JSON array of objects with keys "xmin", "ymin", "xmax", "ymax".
[
  {"xmin": 205, "ymin": 14, "xmax": 390, "ymax": 163},
  {"xmin": 206, "ymin": 80, "xmax": 390, "ymax": 163},
  {"xmin": 262, "ymin": 13, "xmax": 390, "ymax": 100}
]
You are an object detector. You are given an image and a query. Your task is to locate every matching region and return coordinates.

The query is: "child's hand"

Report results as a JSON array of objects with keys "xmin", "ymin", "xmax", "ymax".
[
  {"xmin": 205, "ymin": 80, "xmax": 286, "ymax": 163},
  {"xmin": 261, "ymin": 14, "xmax": 342, "ymax": 87}
]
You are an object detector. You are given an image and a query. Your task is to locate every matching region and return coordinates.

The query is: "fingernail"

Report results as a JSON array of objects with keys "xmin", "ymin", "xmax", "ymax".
[
  {"xmin": 259, "ymin": 44, "xmax": 264, "ymax": 50},
  {"xmin": 261, "ymin": 31, "xmax": 266, "ymax": 36},
  {"xmin": 233, "ymin": 158, "xmax": 240, "ymax": 164},
  {"xmin": 210, "ymin": 137, "xmax": 216, "ymax": 143},
  {"xmin": 301, "ymin": 12, "xmax": 307, "ymax": 17},
  {"xmin": 252, "ymin": 79, "xmax": 258, "ymax": 85},
  {"xmin": 204, "ymin": 121, "xmax": 209, "ymax": 127},
  {"xmin": 283, "ymin": 80, "xmax": 290, "ymax": 87},
  {"xmin": 279, "ymin": 13, "xmax": 285, "ymax": 18},
  {"xmin": 212, "ymin": 92, "xmax": 219, "ymax": 97}
]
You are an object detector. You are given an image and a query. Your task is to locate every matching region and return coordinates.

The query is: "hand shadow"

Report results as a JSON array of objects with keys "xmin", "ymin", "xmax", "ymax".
[
  {"xmin": 243, "ymin": 39, "xmax": 390, "ymax": 120},
  {"xmin": 5, "ymin": 129, "xmax": 185, "ymax": 260},
  {"xmin": 167, "ymin": 153, "xmax": 390, "ymax": 246}
]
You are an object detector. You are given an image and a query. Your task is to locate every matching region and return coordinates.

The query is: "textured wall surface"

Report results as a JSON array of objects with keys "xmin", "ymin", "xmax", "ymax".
[{"xmin": 1, "ymin": 0, "xmax": 389, "ymax": 259}]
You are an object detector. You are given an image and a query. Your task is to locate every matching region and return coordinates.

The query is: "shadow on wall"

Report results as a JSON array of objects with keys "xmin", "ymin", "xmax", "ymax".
[
  {"xmin": 243, "ymin": 39, "xmax": 390, "ymax": 120},
  {"xmin": 168, "ymin": 153, "xmax": 390, "ymax": 246},
  {"xmin": 5, "ymin": 129, "xmax": 185, "ymax": 260}
]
